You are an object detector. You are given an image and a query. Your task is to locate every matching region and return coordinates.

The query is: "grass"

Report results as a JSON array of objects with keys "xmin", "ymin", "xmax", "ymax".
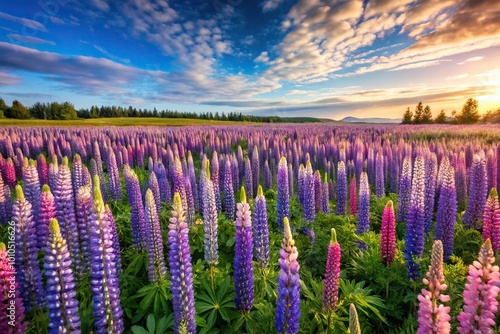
[{"xmin": 0, "ymin": 117, "xmax": 250, "ymax": 127}]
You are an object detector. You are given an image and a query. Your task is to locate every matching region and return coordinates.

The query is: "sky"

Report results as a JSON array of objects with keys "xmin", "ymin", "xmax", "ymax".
[{"xmin": 0, "ymin": 0, "xmax": 499, "ymax": 120}]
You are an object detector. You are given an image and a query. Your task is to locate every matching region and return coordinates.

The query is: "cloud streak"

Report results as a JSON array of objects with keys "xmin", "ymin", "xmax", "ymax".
[{"xmin": 0, "ymin": 11, "xmax": 47, "ymax": 32}]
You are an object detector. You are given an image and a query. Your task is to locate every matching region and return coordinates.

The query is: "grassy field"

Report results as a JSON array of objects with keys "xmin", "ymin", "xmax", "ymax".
[{"xmin": 0, "ymin": 117, "xmax": 249, "ymax": 127}]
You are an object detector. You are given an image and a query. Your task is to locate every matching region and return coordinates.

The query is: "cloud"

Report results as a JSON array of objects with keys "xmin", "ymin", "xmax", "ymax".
[
  {"xmin": 446, "ymin": 74, "xmax": 469, "ymax": 80},
  {"xmin": 0, "ymin": 11, "xmax": 47, "ymax": 32},
  {"xmin": 261, "ymin": 0, "xmax": 286, "ymax": 13},
  {"xmin": 389, "ymin": 60, "xmax": 443, "ymax": 71},
  {"xmin": 254, "ymin": 51, "xmax": 269, "ymax": 63},
  {"xmin": 0, "ymin": 91, "xmax": 53, "ymax": 99},
  {"xmin": 92, "ymin": 0, "xmax": 110, "ymax": 11},
  {"xmin": 7, "ymin": 34, "xmax": 55, "ymax": 45},
  {"xmin": 458, "ymin": 56, "xmax": 484, "ymax": 65},
  {"xmin": 50, "ymin": 16, "xmax": 65, "ymax": 25},
  {"xmin": 93, "ymin": 44, "xmax": 130, "ymax": 64},
  {"xmin": 0, "ymin": 71, "xmax": 20, "ymax": 85}
]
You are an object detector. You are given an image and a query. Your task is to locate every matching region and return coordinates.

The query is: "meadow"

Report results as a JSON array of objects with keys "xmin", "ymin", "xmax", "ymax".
[{"xmin": 0, "ymin": 123, "xmax": 499, "ymax": 334}]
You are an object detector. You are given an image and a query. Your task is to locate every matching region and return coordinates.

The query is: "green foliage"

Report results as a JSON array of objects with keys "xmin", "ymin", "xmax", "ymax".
[
  {"xmin": 456, "ymin": 98, "xmax": 480, "ymax": 124},
  {"xmin": 6, "ymin": 99, "xmax": 30, "ymax": 119}
]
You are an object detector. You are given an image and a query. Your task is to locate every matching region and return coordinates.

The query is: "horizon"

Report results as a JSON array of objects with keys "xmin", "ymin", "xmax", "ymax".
[{"xmin": 0, "ymin": 0, "xmax": 499, "ymax": 119}]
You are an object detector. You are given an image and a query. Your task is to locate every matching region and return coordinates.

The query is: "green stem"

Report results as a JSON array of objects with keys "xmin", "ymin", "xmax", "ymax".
[
  {"xmin": 327, "ymin": 311, "xmax": 332, "ymax": 334},
  {"xmin": 210, "ymin": 266, "xmax": 215, "ymax": 290}
]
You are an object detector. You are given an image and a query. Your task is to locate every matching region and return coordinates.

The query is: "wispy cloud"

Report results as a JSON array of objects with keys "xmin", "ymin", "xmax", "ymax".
[
  {"xmin": 0, "ymin": 11, "xmax": 47, "ymax": 32},
  {"xmin": 7, "ymin": 34, "xmax": 55, "ymax": 45},
  {"xmin": 261, "ymin": 0, "xmax": 286, "ymax": 13},
  {"xmin": 93, "ymin": 44, "xmax": 130, "ymax": 64},
  {"xmin": 389, "ymin": 60, "xmax": 443, "ymax": 71},
  {"xmin": 458, "ymin": 56, "xmax": 484, "ymax": 65},
  {"xmin": 446, "ymin": 73, "xmax": 469, "ymax": 80},
  {"xmin": 0, "ymin": 71, "xmax": 20, "ymax": 85}
]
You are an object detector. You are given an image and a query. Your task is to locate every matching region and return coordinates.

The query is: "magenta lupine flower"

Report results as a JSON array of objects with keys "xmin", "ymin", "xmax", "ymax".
[
  {"xmin": 203, "ymin": 161, "xmax": 219, "ymax": 267},
  {"xmin": 224, "ymin": 159, "xmax": 235, "ymax": 221},
  {"xmin": 375, "ymin": 151, "xmax": 385, "ymax": 198},
  {"xmin": 277, "ymin": 157, "xmax": 290, "ymax": 230},
  {"xmin": 322, "ymin": 173, "xmax": 330, "ymax": 213},
  {"xmin": 144, "ymin": 188, "xmax": 167, "ymax": 283},
  {"xmin": 211, "ymin": 152, "xmax": 222, "ymax": 212},
  {"xmin": 356, "ymin": 172, "xmax": 370, "ymax": 249},
  {"xmin": 168, "ymin": 193, "xmax": 196, "ymax": 334},
  {"xmin": 0, "ymin": 242, "xmax": 28, "ymax": 334},
  {"xmin": 381, "ymin": 200, "xmax": 396, "ymax": 266},
  {"xmin": 482, "ymin": 188, "xmax": 500, "ymax": 251},
  {"xmin": 398, "ymin": 156, "xmax": 412, "ymax": 223},
  {"xmin": 314, "ymin": 170, "xmax": 322, "ymax": 213},
  {"xmin": 2, "ymin": 158, "xmax": 16, "ymax": 189},
  {"xmin": 348, "ymin": 177, "xmax": 356, "ymax": 217},
  {"xmin": 457, "ymin": 239, "xmax": 500, "ymax": 334},
  {"xmin": 336, "ymin": 161, "xmax": 347, "ymax": 215},
  {"xmin": 44, "ymin": 219, "xmax": 81, "ymax": 333},
  {"xmin": 254, "ymin": 185, "xmax": 270, "ymax": 269},
  {"xmin": 76, "ymin": 184, "xmax": 93, "ymax": 273},
  {"xmin": 123, "ymin": 165, "xmax": 146, "ymax": 250},
  {"xmin": 434, "ymin": 167, "xmax": 457, "ymax": 261},
  {"xmin": 234, "ymin": 186, "xmax": 254, "ymax": 313},
  {"xmin": 486, "ymin": 148, "xmax": 496, "ymax": 192},
  {"xmin": 38, "ymin": 184, "xmax": 57, "ymax": 251},
  {"xmin": 405, "ymin": 156, "xmax": 426, "ymax": 280},
  {"xmin": 244, "ymin": 158, "xmax": 253, "ymax": 201},
  {"xmin": 424, "ymin": 154, "xmax": 438, "ymax": 235},
  {"xmin": 0, "ymin": 174, "xmax": 9, "ymax": 225},
  {"xmin": 303, "ymin": 160, "xmax": 315, "ymax": 224},
  {"xmin": 13, "ymin": 185, "xmax": 45, "ymax": 311},
  {"xmin": 463, "ymin": 151, "xmax": 488, "ymax": 229},
  {"xmin": 323, "ymin": 228, "xmax": 341, "ymax": 312},
  {"xmin": 89, "ymin": 176, "xmax": 124, "ymax": 334},
  {"xmin": 37, "ymin": 154, "xmax": 49, "ymax": 186},
  {"xmin": 417, "ymin": 240, "xmax": 451, "ymax": 334},
  {"xmin": 275, "ymin": 217, "xmax": 300, "ymax": 334}
]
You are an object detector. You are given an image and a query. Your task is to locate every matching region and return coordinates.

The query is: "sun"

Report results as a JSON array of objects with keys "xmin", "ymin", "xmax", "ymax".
[{"xmin": 476, "ymin": 69, "xmax": 500, "ymax": 111}]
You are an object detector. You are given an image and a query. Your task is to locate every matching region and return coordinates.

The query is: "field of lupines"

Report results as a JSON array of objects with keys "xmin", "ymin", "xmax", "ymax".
[{"xmin": 0, "ymin": 124, "xmax": 500, "ymax": 334}]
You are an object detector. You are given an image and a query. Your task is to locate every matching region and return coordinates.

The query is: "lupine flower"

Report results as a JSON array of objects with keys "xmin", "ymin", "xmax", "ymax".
[
  {"xmin": 298, "ymin": 164, "xmax": 305, "ymax": 206},
  {"xmin": 144, "ymin": 189, "xmax": 167, "ymax": 283},
  {"xmin": 211, "ymin": 152, "xmax": 222, "ymax": 212},
  {"xmin": 44, "ymin": 219, "xmax": 81, "ymax": 333},
  {"xmin": 323, "ymin": 228, "xmax": 341, "ymax": 312},
  {"xmin": 349, "ymin": 176, "xmax": 357, "ymax": 215},
  {"xmin": 424, "ymin": 154, "xmax": 438, "ymax": 234},
  {"xmin": 2, "ymin": 158, "xmax": 16, "ymax": 189},
  {"xmin": 455, "ymin": 151, "xmax": 467, "ymax": 211},
  {"xmin": 49, "ymin": 155, "xmax": 59, "ymax": 191},
  {"xmin": 417, "ymin": 240, "xmax": 451, "ymax": 334},
  {"xmin": 173, "ymin": 157, "xmax": 188, "ymax": 214},
  {"xmin": 76, "ymin": 184, "xmax": 93, "ymax": 273},
  {"xmin": 54, "ymin": 157, "xmax": 81, "ymax": 274},
  {"xmin": 356, "ymin": 172, "xmax": 370, "ymax": 249},
  {"xmin": 264, "ymin": 160, "xmax": 272, "ymax": 190},
  {"xmin": 277, "ymin": 157, "xmax": 290, "ymax": 230},
  {"xmin": 322, "ymin": 173, "xmax": 330, "ymax": 213},
  {"xmin": 168, "ymin": 192, "xmax": 196, "ymax": 334},
  {"xmin": 457, "ymin": 239, "xmax": 500, "ymax": 333},
  {"xmin": 153, "ymin": 163, "xmax": 171, "ymax": 204},
  {"xmin": 375, "ymin": 151, "xmax": 385, "ymax": 198},
  {"xmin": 244, "ymin": 158, "xmax": 253, "ymax": 201},
  {"xmin": 187, "ymin": 151, "xmax": 198, "ymax": 210},
  {"xmin": 0, "ymin": 242, "xmax": 28, "ymax": 334},
  {"xmin": 203, "ymin": 162, "xmax": 219, "ymax": 267},
  {"xmin": 398, "ymin": 157, "xmax": 412, "ymax": 223},
  {"xmin": 105, "ymin": 205, "xmax": 122, "ymax": 277},
  {"xmin": 434, "ymin": 168, "xmax": 457, "ymax": 261},
  {"xmin": 314, "ymin": 170, "xmax": 322, "ymax": 213},
  {"xmin": 349, "ymin": 304, "xmax": 361, "ymax": 334},
  {"xmin": 22, "ymin": 159, "xmax": 41, "ymax": 227},
  {"xmin": 251, "ymin": 146, "xmax": 260, "ymax": 197},
  {"xmin": 234, "ymin": 186, "xmax": 254, "ymax": 313},
  {"xmin": 303, "ymin": 160, "xmax": 315, "ymax": 224},
  {"xmin": 404, "ymin": 156, "xmax": 426, "ymax": 280},
  {"xmin": 486, "ymin": 148, "xmax": 496, "ymax": 192},
  {"xmin": 39, "ymin": 184, "xmax": 57, "ymax": 251},
  {"xmin": 463, "ymin": 151, "xmax": 488, "ymax": 229},
  {"xmin": 276, "ymin": 217, "xmax": 300, "ymax": 334},
  {"xmin": 123, "ymin": 165, "xmax": 146, "ymax": 250},
  {"xmin": 13, "ymin": 185, "xmax": 45, "ymax": 311},
  {"xmin": 232, "ymin": 155, "xmax": 240, "ymax": 192},
  {"xmin": 381, "ymin": 200, "xmax": 396, "ymax": 266},
  {"xmin": 93, "ymin": 142, "xmax": 107, "ymax": 201},
  {"xmin": 288, "ymin": 163, "xmax": 294, "ymax": 197},
  {"xmin": 0, "ymin": 174, "xmax": 9, "ymax": 225},
  {"xmin": 482, "ymin": 188, "xmax": 500, "ymax": 251},
  {"xmin": 72, "ymin": 154, "xmax": 85, "ymax": 197},
  {"xmin": 89, "ymin": 176, "xmax": 124, "ymax": 334},
  {"xmin": 37, "ymin": 154, "xmax": 49, "ymax": 186},
  {"xmin": 148, "ymin": 171, "xmax": 161, "ymax": 216},
  {"xmin": 223, "ymin": 159, "xmax": 235, "ymax": 221},
  {"xmin": 336, "ymin": 161, "xmax": 347, "ymax": 215},
  {"xmin": 107, "ymin": 150, "xmax": 121, "ymax": 201},
  {"xmin": 254, "ymin": 185, "xmax": 270, "ymax": 269}
]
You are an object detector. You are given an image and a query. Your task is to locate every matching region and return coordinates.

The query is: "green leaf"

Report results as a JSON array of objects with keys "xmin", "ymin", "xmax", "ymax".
[
  {"xmin": 156, "ymin": 315, "xmax": 169, "ymax": 334},
  {"xmin": 131, "ymin": 326, "xmax": 150, "ymax": 334},
  {"xmin": 146, "ymin": 314, "xmax": 155, "ymax": 334}
]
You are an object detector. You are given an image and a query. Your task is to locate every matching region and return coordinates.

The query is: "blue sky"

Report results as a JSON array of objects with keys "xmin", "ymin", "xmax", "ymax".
[{"xmin": 0, "ymin": 0, "xmax": 499, "ymax": 119}]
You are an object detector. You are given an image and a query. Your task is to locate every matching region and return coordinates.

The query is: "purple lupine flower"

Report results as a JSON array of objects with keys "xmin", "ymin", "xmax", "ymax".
[
  {"xmin": 486, "ymin": 148, "xmax": 496, "ymax": 192},
  {"xmin": 434, "ymin": 167, "xmax": 457, "ymax": 261},
  {"xmin": 251, "ymin": 146, "xmax": 260, "ymax": 196},
  {"xmin": 44, "ymin": 219, "xmax": 81, "ymax": 333},
  {"xmin": 203, "ymin": 161, "xmax": 219, "ymax": 267},
  {"xmin": 336, "ymin": 161, "xmax": 347, "ymax": 215},
  {"xmin": 223, "ymin": 159, "xmax": 235, "ymax": 221},
  {"xmin": 2, "ymin": 158, "xmax": 16, "ymax": 188},
  {"xmin": 356, "ymin": 172, "xmax": 370, "ymax": 249},
  {"xmin": 187, "ymin": 151, "xmax": 198, "ymax": 210},
  {"xmin": 424, "ymin": 154, "xmax": 438, "ymax": 235},
  {"xmin": 381, "ymin": 200, "xmax": 396, "ymax": 266},
  {"xmin": 463, "ymin": 151, "xmax": 488, "ymax": 229},
  {"xmin": 349, "ymin": 176, "xmax": 357, "ymax": 215},
  {"xmin": 404, "ymin": 156, "xmax": 426, "ymax": 280},
  {"xmin": 211, "ymin": 152, "xmax": 222, "ymax": 212},
  {"xmin": 54, "ymin": 157, "xmax": 81, "ymax": 274},
  {"xmin": 105, "ymin": 205, "xmax": 122, "ymax": 277},
  {"xmin": 234, "ymin": 186, "xmax": 254, "ymax": 313},
  {"xmin": 375, "ymin": 151, "xmax": 385, "ymax": 198},
  {"xmin": 38, "ymin": 184, "xmax": 57, "ymax": 251},
  {"xmin": 417, "ymin": 240, "xmax": 451, "ymax": 334},
  {"xmin": 48, "ymin": 155, "xmax": 59, "ymax": 191},
  {"xmin": 323, "ymin": 228, "xmax": 341, "ymax": 312},
  {"xmin": 168, "ymin": 193, "xmax": 196, "ymax": 334},
  {"xmin": 13, "ymin": 185, "xmax": 45, "ymax": 311},
  {"xmin": 398, "ymin": 156, "xmax": 412, "ymax": 223},
  {"xmin": 288, "ymin": 163, "xmax": 294, "ymax": 198},
  {"xmin": 298, "ymin": 164, "xmax": 305, "ymax": 206},
  {"xmin": 303, "ymin": 160, "xmax": 315, "ymax": 224},
  {"xmin": 173, "ymin": 156, "xmax": 188, "ymax": 213},
  {"xmin": 0, "ymin": 174, "xmax": 9, "ymax": 225},
  {"xmin": 277, "ymin": 157, "xmax": 290, "ymax": 230},
  {"xmin": 155, "ymin": 162, "xmax": 172, "ymax": 203},
  {"xmin": 123, "ymin": 165, "xmax": 146, "ymax": 250},
  {"xmin": 275, "ymin": 217, "xmax": 300, "ymax": 334},
  {"xmin": 455, "ymin": 151, "xmax": 467, "ymax": 211},
  {"xmin": 144, "ymin": 188, "xmax": 167, "ymax": 283},
  {"xmin": 72, "ymin": 154, "xmax": 85, "ymax": 197},
  {"xmin": 457, "ymin": 239, "xmax": 500, "ymax": 333},
  {"xmin": 231, "ymin": 154, "xmax": 240, "ymax": 191},
  {"xmin": 0, "ymin": 242, "xmax": 28, "ymax": 334},
  {"xmin": 482, "ymin": 188, "xmax": 500, "ymax": 252},
  {"xmin": 254, "ymin": 185, "xmax": 270, "ymax": 269},
  {"xmin": 23, "ymin": 159, "xmax": 41, "ymax": 223},
  {"xmin": 89, "ymin": 176, "xmax": 124, "ymax": 334},
  {"xmin": 314, "ymin": 170, "xmax": 322, "ymax": 213},
  {"xmin": 264, "ymin": 160, "xmax": 272, "ymax": 190},
  {"xmin": 322, "ymin": 173, "xmax": 330, "ymax": 213},
  {"xmin": 199, "ymin": 156, "xmax": 208, "ymax": 216},
  {"xmin": 244, "ymin": 158, "xmax": 253, "ymax": 201},
  {"xmin": 107, "ymin": 150, "xmax": 121, "ymax": 201},
  {"xmin": 148, "ymin": 171, "xmax": 161, "ymax": 216},
  {"xmin": 37, "ymin": 154, "xmax": 49, "ymax": 186},
  {"xmin": 184, "ymin": 176, "xmax": 195, "ymax": 226},
  {"xmin": 76, "ymin": 184, "xmax": 93, "ymax": 273}
]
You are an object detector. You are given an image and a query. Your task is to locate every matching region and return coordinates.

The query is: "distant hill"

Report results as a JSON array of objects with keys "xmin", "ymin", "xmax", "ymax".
[
  {"xmin": 339, "ymin": 116, "xmax": 400, "ymax": 124},
  {"xmin": 281, "ymin": 117, "xmax": 325, "ymax": 123}
]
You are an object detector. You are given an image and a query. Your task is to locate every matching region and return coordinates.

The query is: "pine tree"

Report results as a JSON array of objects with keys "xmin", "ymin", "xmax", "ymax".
[
  {"xmin": 422, "ymin": 105, "xmax": 432, "ymax": 123},
  {"xmin": 402, "ymin": 107, "xmax": 413, "ymax": 124},
  {"xmin": 435, "ymin": 110, "xmax": 447, "ymax": 124},
  {"xmin": 457, "ymin": 98, "xmax": 480, "ymax": 124},
  {"xmin": 413, "ymin": 102, "xmax": 424, "ymax": 124}
]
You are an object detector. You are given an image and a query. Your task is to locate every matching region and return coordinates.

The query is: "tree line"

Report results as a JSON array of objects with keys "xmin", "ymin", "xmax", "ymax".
[
  {"xmin": 0, "ymin": 98, "xmax": 282, "ymax": 123},
  {"xmin": 402, "ymin": 98, "xmax": 500, "ymax": 124}
]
